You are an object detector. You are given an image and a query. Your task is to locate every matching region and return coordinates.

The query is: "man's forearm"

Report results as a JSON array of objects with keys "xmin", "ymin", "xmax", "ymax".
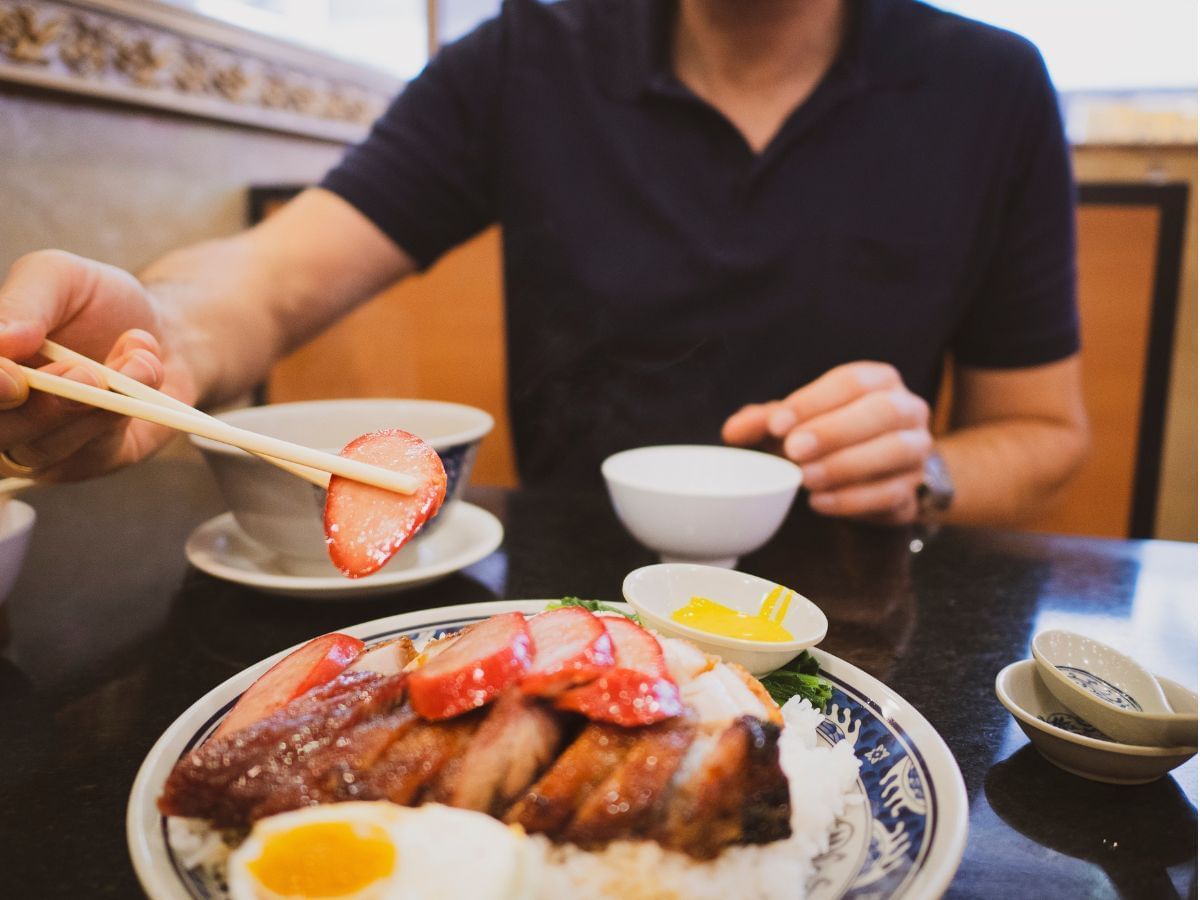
[
  {"xmin": 937, "ymin": 417, "xmax": 1089, "ymax": 526},
  {"xmin": 141, "ymin": 235, "xmax": 294, "ymax": 408},
  {"xmin": 140, "ymin": 188, "xmax": 414, "ymax": 409}
]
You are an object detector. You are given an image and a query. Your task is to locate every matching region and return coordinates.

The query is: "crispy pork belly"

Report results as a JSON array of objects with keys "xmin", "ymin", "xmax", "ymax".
[
  {"xmin": 251, "ymin": 707, "xmax": 419, "ymax": 818},
  {"xmin": 426, "ymin": 689, "xmax": 564, "ymax": 815},
  {"xmin": 157, "ymin": 671, "xmax": 408, "ymax": 827},
  {"xmin": 345, "ymin": 636, "xmax": 418, "ymax": 676},
  {"xmin": 351, "ymin": 713, "xmax": 481, "ymax": 806},
  {"xmin": 652, "ymin": 715, "xmax": 791, "ymax": 858},
  {"xmin": 503, "ymin": 722, "xmax": 639, "ymax": 835},
  {"xmin": 681, "ymin": 665, "xmax": 776, "ymax": 725},
  {"xmin": 563, "ymin": 717, "xmax": 696, "ymax": 846},
  {"xmin": 404, "ymin": 628, "xmax": 464, "ymax": 671},
  {"xmin": 660, "ymin": 637, "xmax": 711, "ymax": 684}
]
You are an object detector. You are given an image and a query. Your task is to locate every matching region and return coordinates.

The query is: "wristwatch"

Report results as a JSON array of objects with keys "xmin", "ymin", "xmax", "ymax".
[{"xmin": 916, "ymin": 449, "xmax": 955, "ymax": 517}]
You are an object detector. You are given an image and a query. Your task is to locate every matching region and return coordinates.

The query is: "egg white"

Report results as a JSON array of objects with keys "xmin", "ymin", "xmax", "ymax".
[{"xmin": 227, "ymin": 801, "xmax": 529, "ymax": 900}]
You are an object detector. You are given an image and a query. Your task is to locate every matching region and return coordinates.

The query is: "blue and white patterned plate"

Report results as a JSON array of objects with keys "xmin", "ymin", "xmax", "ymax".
[{"xmin": 128, "ymin": 601, "xmax": 968, "ymax": 899}]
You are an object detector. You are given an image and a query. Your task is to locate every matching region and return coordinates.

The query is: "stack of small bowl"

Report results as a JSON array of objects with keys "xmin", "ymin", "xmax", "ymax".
[{"xmin": 995, "ymin": 630, "xmax": 1198, "ymax": 784}]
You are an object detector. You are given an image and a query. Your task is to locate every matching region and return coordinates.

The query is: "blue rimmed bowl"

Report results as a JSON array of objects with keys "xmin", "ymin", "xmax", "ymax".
[{"xmin": 191, "ymin": 399, "xmax": 492, "ymax": 564}]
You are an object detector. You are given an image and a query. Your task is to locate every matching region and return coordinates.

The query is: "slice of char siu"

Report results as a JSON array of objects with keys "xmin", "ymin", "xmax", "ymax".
[
  {"xmin": 348, "ymin": 711, "xmax": 482, "ymax": 806},
  {"xmin": 650, "ymin": 715, "xmax": 792, "ymax": 859},
  {"xmin": 503, "ymin": 721, "xmax": 641, "ymax": 835},
  {"xmin": 562, "ymin": 716, "xmax": 698, "ymax": 847},
  {"xmin": 157, "ymin": 671, "xmax": 408, "ymax": 827},
  {"xmin": 250, "ymin": 706, "xmax": 419, "ymax": 819},
  {"xmin": 423, "ymin": 688, "xmax": 565, "ymax": 815}
]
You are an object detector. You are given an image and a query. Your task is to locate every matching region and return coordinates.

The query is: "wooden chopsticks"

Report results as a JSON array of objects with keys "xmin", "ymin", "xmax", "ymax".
[
  {"xmin": 40, "ymin": 340, "xmax": 330, "ymax": 489},
  {"xmin": 20, "ymin": 340, "xmax": 419, "ymax": 496}
]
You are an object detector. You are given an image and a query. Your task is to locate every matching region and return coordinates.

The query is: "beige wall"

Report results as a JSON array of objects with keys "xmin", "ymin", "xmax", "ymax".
[{"xmin": 0, "ymin": 85, "xmax": 344, "ymax": 275}]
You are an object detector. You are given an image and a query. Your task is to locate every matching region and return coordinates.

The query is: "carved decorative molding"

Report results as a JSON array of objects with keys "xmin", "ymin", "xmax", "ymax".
[{"xmin": 0, "ymin": 0, "xmax": 401, "ymax": 142}]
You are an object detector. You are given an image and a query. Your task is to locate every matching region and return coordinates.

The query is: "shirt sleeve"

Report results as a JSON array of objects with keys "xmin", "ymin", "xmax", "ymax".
[
  {"xmin": 950, "ymin": 43, "xmax": 1080, "ymax": 369},
  {"xmin": 319, "ymin": 15, "xmax": 504, "ymax": 270}
]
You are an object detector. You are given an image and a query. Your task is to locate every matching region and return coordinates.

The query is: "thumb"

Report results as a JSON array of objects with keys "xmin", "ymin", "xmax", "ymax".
[{"xmin": 0, "ymin": 250, "xmax": 85, "ymax": 362}]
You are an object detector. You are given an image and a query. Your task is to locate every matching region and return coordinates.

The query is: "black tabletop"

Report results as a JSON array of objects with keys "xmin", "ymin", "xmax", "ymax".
[{"xmin": 0, "ymin": 459, "xmax": 1195, "ymax": 898}]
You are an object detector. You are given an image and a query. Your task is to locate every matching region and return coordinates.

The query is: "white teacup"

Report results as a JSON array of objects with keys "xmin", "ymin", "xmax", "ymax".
[
  {"xmin": 192, "ymin": 399, "xmax": 493, "ymax": 562},
  {"xmin": 601, "ymin": 445, "xmax": 802, "ymax": 568}
]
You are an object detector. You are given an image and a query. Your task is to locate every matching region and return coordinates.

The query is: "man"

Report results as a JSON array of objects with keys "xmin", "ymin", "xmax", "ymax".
[{"xmin": 0, "ymin": 0, "xmax": 1088, "ymax": 526}]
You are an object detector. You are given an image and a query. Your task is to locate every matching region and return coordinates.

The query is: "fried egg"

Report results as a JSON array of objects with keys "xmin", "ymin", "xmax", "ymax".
[{"xmin": 227, "ymin": 802, "xmax": 528, "ymax": 900}]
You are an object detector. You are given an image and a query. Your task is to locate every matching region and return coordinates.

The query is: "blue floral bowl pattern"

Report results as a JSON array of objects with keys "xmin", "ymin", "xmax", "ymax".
[
  {"xmin": 1037, "ymin": 711, "xmax": 1111, "ymax": 740},
  {"xmin": 415, "ymin": 441, "xmax": 479, "ymax": 536},
  {"xmin": 806, "ymin": 676, "xmax": 938, "ymax": 899},
  {"xmin": 1056, "ymin": 665, "xmax": 1143, "ymax": 711},
  {"xmin": 437, "ymin": 441, "xmax": 475, "ymax": 504}
]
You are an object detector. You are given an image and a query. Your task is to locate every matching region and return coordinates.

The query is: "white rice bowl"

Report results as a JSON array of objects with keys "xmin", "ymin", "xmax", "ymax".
[{"xmin": 169, "ymin": 696, "xmax": 861, "ymax": 899}]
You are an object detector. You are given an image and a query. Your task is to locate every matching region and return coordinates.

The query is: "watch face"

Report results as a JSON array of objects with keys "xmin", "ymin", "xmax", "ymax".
[{"xmin": 919, "ymin": 452, "xmax": 954, "ymax": 514}]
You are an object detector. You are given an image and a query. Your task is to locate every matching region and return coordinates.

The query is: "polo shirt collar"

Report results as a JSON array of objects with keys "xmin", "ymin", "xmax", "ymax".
[{"xmin": 594, "ymin": 0, "xmax": 921, "ymax": 103}]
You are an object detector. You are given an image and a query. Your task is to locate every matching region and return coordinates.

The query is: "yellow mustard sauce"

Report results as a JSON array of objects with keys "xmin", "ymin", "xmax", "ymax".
[{"xmin": 670, "ymin": 586, "xmax": 794, "ymax": 642}]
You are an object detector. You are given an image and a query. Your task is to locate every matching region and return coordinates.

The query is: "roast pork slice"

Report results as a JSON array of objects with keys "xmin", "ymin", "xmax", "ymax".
[
  {"xmin": 425, "ymin": 688, "xmax": 564, "ymax": 815},
  {"xmin": 563, "ymin": 717, "xmax": 697, "ymax": 846},
  {"xmin": 249, "ymin": 706, "xmax": 420, "ymax": 819},
  {"xmin": 652, "ymin": 716, "xmax": 792, "ymax": 859},
  {"xmin": 503, "ymin": 722, "xmax": 638, "ymax": 835},
  {"xmin": 351, "ymin": 713, "xmax": 481, "ymax": 806},
  {"xmin": 157, "ymin": 671, "xmax": 408, "ymax": 827},
  {"xmin": 345, "ymin": 636, "xmax": 419, "ymax": 676}
]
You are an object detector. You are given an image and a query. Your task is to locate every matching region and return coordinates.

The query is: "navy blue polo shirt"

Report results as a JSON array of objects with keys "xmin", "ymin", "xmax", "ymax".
[{"xmin": 321, "ymin": 0, "xmax": 1079, "ymax": 487}]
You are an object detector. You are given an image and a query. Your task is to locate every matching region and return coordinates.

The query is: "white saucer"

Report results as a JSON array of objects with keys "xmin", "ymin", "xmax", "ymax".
[{"xmin": 185, "ymin": 502, "xmax": 503, "ymax": 599}]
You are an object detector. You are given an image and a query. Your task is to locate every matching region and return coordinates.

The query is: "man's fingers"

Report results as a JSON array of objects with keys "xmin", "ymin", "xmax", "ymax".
[
  {"xmin": 782, "ymin": 387, "xmax": 929, "ymax": 463},
  {"xmin": 0, "ymin": 359, "xmax": 29, "ymax": 410},
  {"xmin": 0, "ymin": 361, "xmax": 105, "ymax": 448},
  {"xmin": 1, "ymin": 349, "xmax": 161, "ymax": 475},
  {"xmin": 722, "ymin": 403, "xmax": 771, "ymax": 446},
  {"xmin": 5, "ymin": 410, "xmax": 116, "ymax": 472},
  {"xmin": 799, "ymin": 429, "xmax": 931, "ymax": 492},
  {"xmin": 105, "ymin": 328, "xmax": 163, "ymax": 367},
  {"xmin": 808, "ymin": 470, "xmax": 924, "ymax": 522},
  {"xmin": 109, "ymin": 347, "xmax": 165, "ymax": 389},
  {"xmin": 775, "ymin": 362, "xmax": 903, "ymax": 429}
]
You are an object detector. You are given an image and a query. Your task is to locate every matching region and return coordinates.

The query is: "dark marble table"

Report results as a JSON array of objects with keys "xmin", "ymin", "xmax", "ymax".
[{"xmin": 0, "ymin": 459, "xmax": 1194, "ymax": 898}]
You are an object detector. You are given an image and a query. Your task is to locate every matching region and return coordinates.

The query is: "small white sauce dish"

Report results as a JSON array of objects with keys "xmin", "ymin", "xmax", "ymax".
[
  {"xmin": 1031, "ymin": 629, "xmax": 1198, "ymax": 747},
  {"xmin": 622, "ymin": 563, "xmax": 827, "ymax": 676},
  {"xmin": 601, "ymin": 445, "xmax": 802, "ymax": 568},
  {"xmin": 995, "ymin": 659, "xmax": 1197, "ymax": 785},
  {"xmin": 0, "ymin": 498, "xmax": 35, "ymax": 604}
]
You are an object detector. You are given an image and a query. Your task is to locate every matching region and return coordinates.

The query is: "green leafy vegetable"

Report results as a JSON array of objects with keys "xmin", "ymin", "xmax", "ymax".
[
  {"xmin": 758, "ymin": 651, "xmax": 833, "ymax": 710},
  {"xmin": 545, "ymin": 596, "xmax": 641, "ymax": 624}
]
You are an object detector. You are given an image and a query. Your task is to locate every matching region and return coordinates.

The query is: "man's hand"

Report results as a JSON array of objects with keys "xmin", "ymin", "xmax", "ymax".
[
  {"xmin": 0, "ymin": 249, "xmax": 193, "ymax": 482},
  {"xmin": 722, "ymin": 361, "xmax": 932, "ymax": 525},
  {"xmin": 0, "ymin": 191, "xmax": 415, "ymax": 485}
]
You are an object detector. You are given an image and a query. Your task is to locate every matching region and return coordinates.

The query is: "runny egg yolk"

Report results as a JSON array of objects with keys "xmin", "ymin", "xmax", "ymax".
[
  {"xmin": 670, "ymin": 593, "xmax": 793, "ymax": 642},
  {"xmin": 248, "ymin": 821, "xmax": 395, "ymax": 897}
]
